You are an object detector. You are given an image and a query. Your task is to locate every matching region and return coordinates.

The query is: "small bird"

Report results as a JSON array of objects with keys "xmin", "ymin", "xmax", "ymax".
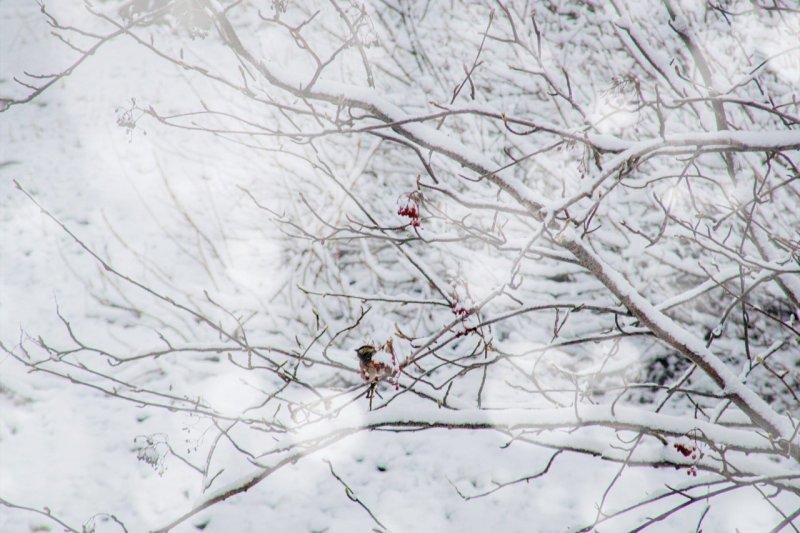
[{"xmin": 355, "ymin": 344, "xmax": 388, "ymax": 382}]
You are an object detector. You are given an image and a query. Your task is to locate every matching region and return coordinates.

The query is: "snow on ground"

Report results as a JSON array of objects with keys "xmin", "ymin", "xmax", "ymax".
[{"xmin": 1, "ymin": 2, "xmax": 797, "ymax": 532}]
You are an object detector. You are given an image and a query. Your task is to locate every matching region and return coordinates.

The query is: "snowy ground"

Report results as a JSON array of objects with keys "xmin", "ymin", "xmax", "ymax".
[{"xmin": 1, "ymin": 2, "xmax": 798, "ymax": 532}]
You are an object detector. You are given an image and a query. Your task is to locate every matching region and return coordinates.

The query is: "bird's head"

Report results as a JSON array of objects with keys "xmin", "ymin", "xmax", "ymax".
[{"xmin": 355, "ymin": 344, "xmax": 376, "ymax": 363}]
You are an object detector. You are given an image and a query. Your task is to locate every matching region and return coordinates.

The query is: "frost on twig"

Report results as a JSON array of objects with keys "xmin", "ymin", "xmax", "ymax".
[{"xmin": 5, "ymin": 0, "xmax": 800, "ymax": 531}]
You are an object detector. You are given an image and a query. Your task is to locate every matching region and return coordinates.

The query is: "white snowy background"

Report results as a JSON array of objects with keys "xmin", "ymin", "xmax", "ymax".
[{"xmin": 2, "ymin": 1, "xmax": 799, "ymax": 532}]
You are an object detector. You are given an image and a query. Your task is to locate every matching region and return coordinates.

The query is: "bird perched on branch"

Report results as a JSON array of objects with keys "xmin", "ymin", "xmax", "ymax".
[{"xmin": 355, "ymin": 344, "xmax": 390, "ymax": 383}]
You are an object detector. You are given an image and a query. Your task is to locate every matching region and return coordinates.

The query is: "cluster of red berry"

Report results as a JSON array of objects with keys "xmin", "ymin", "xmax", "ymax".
[
  {"xmin": 397, "ymin": 203, "xmax": 421, "ymax": 227},
  {"xmin": 673, "ymin": 442, "xmax": 704, "ymax": 476},
  {"xmin": 451, "ymin": 303, "xmax": 471, "ymax": 319},
  {"xmin": 360, "ymin": 360, "xmax": 392, "ymax": 382},
  {"xmin": 398, "ymin": 192, "xmax": 422, "ymax": 228}
]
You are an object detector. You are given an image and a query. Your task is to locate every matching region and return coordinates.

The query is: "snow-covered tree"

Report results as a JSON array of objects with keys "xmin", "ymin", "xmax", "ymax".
[{"xmin": 2, "ymin": 1, "xmax": 799, "ymax": 530}]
